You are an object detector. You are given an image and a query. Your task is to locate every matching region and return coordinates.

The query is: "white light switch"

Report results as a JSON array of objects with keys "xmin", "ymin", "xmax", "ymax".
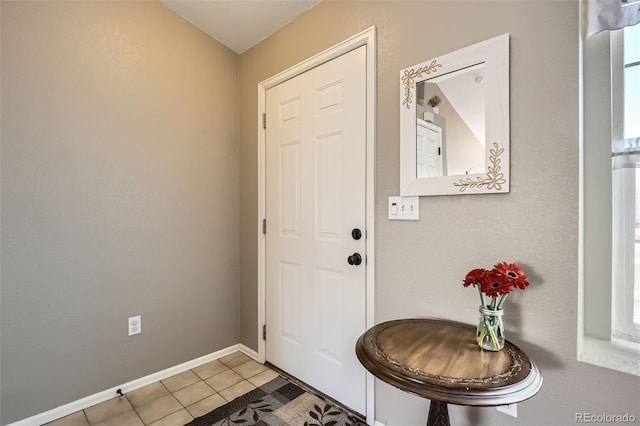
[{"xmin": 388, "ymin": 196, "xmax": 419, "ymax": 220}]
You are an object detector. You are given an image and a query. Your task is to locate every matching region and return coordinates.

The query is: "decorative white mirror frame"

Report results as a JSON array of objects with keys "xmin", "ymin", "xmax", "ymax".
[{"xmin": 400, "ymin": 34, "xmax": 510, "ymax": 196}]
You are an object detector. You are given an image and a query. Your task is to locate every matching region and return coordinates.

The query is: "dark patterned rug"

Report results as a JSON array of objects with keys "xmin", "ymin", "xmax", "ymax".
[{"xmin": 185, "ymin": 375, "xmax": 366, "ymax": 426}]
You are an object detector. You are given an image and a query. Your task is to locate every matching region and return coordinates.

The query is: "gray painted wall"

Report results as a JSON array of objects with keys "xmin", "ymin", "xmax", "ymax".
[
  {"xmin": 3, "ymin": 1, "xmax": 639, "ymax": 425},
  {"xmin": 238, "ymin": 1, "xmax": 640, "ymax": 425},
  {"xmin": 0, "ymin": 2, "xmax": 239, "ymax": 423}
]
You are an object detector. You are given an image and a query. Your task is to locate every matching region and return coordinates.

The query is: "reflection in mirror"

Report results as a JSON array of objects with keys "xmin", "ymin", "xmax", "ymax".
[
  {"xmin": 416, "ymin": 63, "xmax": 486, "ymax": 177},
  {"xmin": 399, "ymin": 33, "xmax": 510, "ymax": 196}
]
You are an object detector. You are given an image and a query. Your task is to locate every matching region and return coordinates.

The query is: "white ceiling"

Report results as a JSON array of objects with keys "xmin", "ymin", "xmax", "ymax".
[{"xmin": 161, "ymin": 0, "xmax": 321, "ymax": 54}]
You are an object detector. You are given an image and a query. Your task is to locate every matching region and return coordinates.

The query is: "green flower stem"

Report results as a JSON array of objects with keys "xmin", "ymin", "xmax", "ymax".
[
  {"xmin": 497, "ymin": 294, "xmax": 508, "ymax": 310},
  {"xmin": 477, "ymin": 310, "xmax": 502, "ymax": 351},
  {"xmin": 486, "ymin": 317, "xmax": 500, "ymax": 350},
  {"xmin": 477, "ymin": 316, "xmax": 501, "ymax": 350},
  {"xmin": 490, "ymin": 297, "xmax": 498, "ymax": 310},
  {"xmin": 477, "ymin": 286, "xmax": 486, "ymax": 309},
  {"xmin": 477, "ymin": 327, "xmax": 486, "ymax": 345}
]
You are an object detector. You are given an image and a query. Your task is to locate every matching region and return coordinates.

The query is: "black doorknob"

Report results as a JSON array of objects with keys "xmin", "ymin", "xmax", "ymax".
[
  {"xmin": 347, "ymin": 253, "xmax": 362, "ymax": 265},
  {"xmin": 351, "ymin": 228, "xmax": 362, "ymax": 240}
]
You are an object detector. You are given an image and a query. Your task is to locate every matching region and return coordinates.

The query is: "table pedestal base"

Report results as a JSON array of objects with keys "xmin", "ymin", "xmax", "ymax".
[{"xmin": 427, "ymin": 400, "xmax": 450, "ymax": 426}]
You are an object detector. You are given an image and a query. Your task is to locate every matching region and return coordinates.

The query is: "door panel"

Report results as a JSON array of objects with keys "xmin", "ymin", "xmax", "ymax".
[
  {"xmin": 316, "ymin": 268, "xmax": 343, "ymax": 360},
  {"xmin": 417, "ymin": 119, "xmax": 443, "ymax": 177},
  {"xmin": 279, "ymin": 261, "xmax": 300, "ymax": 343},
  {"xmin": 316, "ymin": 133, "xmax": 343, "ymax": 239},
  {"xmin": 279, "ymin": 143, "xmax": 301, "ymax": 235},
  {"xmin": 265, "ymin": 45, "xmax": 367, "ymax": 414}
]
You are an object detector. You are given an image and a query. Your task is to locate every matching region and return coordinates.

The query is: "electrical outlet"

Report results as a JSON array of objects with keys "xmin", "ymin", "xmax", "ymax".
[
  {"xmin": 128, "ymin": 316, "xmax": 141, "ymax": 336},
  {"xmin": 497, "ymin": 403, "xmax": 517, "ymax": 418}
]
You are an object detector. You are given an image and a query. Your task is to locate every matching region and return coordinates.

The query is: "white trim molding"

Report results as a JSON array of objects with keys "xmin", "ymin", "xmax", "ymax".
[
  {"xmin": 257, "ymin": 26, "xmax": 377, "ymax": 425},
  {"xmin": 8, "ymin": 345, "xmax": 257, "ymax": 426},
  {"xmin": 578, "ymin": 7, "xmax": 640, "ymax": 377}
]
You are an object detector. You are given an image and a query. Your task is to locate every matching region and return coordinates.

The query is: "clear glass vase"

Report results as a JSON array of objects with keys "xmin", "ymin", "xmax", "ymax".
[{"xmin": 476, "ymin": 307, "xmax": 505, "ymax": 351}]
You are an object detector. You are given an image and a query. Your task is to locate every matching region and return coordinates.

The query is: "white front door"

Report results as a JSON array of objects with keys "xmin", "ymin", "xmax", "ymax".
[
  {"xmin": 265, "ymin": 46, "xmax": 367, "ymax": 414},
  {"xmin": 417, "ymin": 118, "xmax": 444, "ymax": 177}
]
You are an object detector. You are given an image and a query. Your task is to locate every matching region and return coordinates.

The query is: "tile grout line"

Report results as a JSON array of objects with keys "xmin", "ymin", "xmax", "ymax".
[
  {"xmin": 140, "ymin": 379, "xmax": 180, "ymax": 426},
  {"xmin": 69, "ymin": 354, "xmax": 262, "ymax": 426},
  {"xmin": 140, "ymin": 361, "xmax": 250, "ymax": 426},
  {"xmin": 81, "ymin": 409, "xmax": 91, "ymax": 426},
  {"xmin": 141, "ymin": 370, "xmax": 200, "ymax": 426},
  {"xmin": 123, "ymin": 392, "xmax": 147, "ymax": 426}
]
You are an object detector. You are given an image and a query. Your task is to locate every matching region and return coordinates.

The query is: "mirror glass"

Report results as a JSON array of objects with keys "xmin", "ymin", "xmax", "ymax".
[
  {"xmin": 416, "ymin": 63, "xmax": 486, "ymax": 177},
  {"xmin": 400, "ymin": 34, "xmax": 509, "ymax": 196}
]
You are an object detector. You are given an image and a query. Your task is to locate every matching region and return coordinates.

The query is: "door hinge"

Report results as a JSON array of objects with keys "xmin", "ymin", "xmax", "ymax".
[
  {"xmin": 262, "ymin": 324, "xmax": 267, "ymax": 340},
  {"xmin": 262, "ymin": 218, "xmax": 266, "ymax": 235},
  {"xmin": 262, "ymin": 113, "xmax": 266, "ymax": 129}
]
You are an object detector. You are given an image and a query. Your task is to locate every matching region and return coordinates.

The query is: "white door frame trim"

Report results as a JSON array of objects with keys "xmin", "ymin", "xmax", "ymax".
[{"xmin": 257, "ymin": 26, "xmax": 376, "ymax": 424}]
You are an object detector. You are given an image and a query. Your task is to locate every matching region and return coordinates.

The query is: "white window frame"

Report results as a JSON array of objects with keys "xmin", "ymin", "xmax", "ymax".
[
  {"xmin": 611, "ymin": 140, "xmax": 640, "ymax": 343},
  {"xmin": 611, "ymin": 26, "xmax": 640, "ymax": 343},
  {"xmin": 579, "ymin": 20, "xmax": 640, "ymax": 376}
]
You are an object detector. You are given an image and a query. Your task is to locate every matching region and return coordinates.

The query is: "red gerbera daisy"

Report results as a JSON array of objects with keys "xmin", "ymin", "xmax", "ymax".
[
  {"xmin": 494, "ymin": 261, "xmax": 529, "ymax": 289},
  {"xmin": 464, "ymin": 268, "xmax": 488, "ymax": 287},
  {"xmin": 480, "ymin": 270, "xmax": 513, "ymax": 297},
  {"xmin": 463, "ymin": 262, "xmax": 529, "ymax": 315}
]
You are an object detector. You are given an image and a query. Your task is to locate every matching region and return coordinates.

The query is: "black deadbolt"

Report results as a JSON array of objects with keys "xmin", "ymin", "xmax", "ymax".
[{"xmin": 351, "ymin": 228, "xmax": 362, "ymax": 240}]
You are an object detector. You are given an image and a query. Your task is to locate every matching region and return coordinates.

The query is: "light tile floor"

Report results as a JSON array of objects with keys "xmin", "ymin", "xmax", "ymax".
[{"xmin": 46, "ymin": 352, "xmax": 280, "ymax": 426}]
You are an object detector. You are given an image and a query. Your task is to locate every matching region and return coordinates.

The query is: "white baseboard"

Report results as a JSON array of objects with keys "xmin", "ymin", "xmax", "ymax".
[
  {"xmin": 8, "ymin": 343, "xmax": 258, "ymax": 426},
  {"xmin": 237, "ymin": 343, "xmax": 258, "ymax": 360}
]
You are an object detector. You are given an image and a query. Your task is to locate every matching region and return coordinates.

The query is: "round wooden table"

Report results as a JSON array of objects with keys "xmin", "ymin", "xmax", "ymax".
[{"xmin": 355, "ymin": 318, "xmax": 542, "ymax": 426}]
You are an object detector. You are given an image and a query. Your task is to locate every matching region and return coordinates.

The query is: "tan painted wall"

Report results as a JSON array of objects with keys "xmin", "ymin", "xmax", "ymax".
[
  {"xmin": 3, "ymin": 1, "xmax": 638, "ymax": 424},
  {"xmin": 239, "ymin": 1, "xmax": 640, "ymax": 425},
  {"xmin": 0, "ymin": 1, "xmax": 239, "ymax": 423}
]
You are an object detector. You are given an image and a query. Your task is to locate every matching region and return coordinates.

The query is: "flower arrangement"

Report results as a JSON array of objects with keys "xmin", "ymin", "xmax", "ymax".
[
  {"xmin": 463, "ymin": 262, "xmax": 529, "ymax": 310},
  {"xmin": 427, "ymin": 95, "xmax": 441, "ymax": 108},
  {"xmin": 463, "ymin": 262, "xmax": 530, "ymax": 350}
]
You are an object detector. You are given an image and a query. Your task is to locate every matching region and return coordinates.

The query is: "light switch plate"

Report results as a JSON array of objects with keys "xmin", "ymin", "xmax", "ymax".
[
  {"xmin": 388, "ymin": 196, "xmax": 419, "ymax": 220},
  {"xmin": 128, "ymin": 315, "xmax": 141, "ymax": 336}
]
